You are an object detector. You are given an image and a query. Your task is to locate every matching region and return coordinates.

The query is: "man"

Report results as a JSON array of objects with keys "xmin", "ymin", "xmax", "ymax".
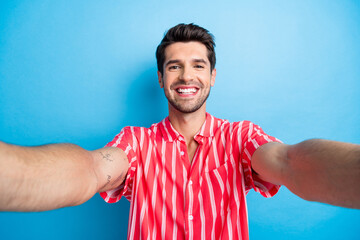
[{"xmin": 0, "ymin": 23, "xmax": 359, "ymax": 239}]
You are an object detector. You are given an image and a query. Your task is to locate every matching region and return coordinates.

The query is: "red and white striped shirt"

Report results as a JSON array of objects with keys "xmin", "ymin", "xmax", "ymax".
[{"xmin": 100, "ymin": 113, "xmax": 281, "ymax": 240}]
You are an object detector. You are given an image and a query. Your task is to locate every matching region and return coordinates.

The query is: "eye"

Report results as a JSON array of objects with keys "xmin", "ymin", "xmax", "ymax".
[
  {"xmin": 194, "ymin": 65, "xmax": 205, "ymax": 69},
  {"xmin": 169, "ymin": 65, "xmax": 180, "ymax": 70}
]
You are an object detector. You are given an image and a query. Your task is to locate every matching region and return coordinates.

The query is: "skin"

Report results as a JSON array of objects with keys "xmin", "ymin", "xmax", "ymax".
[
  {"xmin": 157, "ymin": 41, "xmax": 216, "ymax": 161},
  {"xmin": 252, "ymin": 140, "xmax": 360, "ymax": 208},
  {"xmin": 0, "ymin": 142, "xmax": 128, "ymax": 211},
  {"xmin": 0, "ymin": 41, "xmax": 359, "ymax": 212}
]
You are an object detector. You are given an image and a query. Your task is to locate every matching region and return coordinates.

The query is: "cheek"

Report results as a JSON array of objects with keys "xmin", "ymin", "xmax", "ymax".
[
  {"xmin": 163, "ymin": 81, "xmax": 171, "ymax": 89},
  {"xmin": 163, "ymin": 77, "xmax": 174, "ymax": 89},
  {"xmin": 201, "ymin": 74, "xmax": 213, "ymax": 86},
  {"xmin": 162, "ymin": 81, "xmax": 172, "ymax": 94}
]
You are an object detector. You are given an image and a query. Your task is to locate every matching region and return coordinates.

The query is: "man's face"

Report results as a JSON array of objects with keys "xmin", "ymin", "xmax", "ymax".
[{"xmin": 158, "ymin": 41, "xmax": 216, "ymax": 114}]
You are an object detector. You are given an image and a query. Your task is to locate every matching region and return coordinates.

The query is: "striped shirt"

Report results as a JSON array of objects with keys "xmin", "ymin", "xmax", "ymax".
[{"xmin": 100, "ymin": 113, "xmax": 281, "ymax": 240}]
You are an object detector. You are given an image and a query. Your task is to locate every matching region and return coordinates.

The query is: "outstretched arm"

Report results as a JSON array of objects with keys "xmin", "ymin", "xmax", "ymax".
[
  {"xmin": 0, "ymin": 141, "xmax": 128, "ymax": 212},
  {"xmin": 252, "ymin": 139, "xmax": 360, "ymax": 209}
]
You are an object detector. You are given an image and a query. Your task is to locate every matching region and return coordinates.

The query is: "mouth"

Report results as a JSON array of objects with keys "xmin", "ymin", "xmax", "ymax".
[{"xmin": 175, "ymin": 86, "xmax": 199, "ymax": 96}]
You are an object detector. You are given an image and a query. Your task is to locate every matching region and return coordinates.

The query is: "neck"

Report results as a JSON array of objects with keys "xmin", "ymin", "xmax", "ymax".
[{"xmin": 168, "ymin": 103, "xmax": 207, "ymax": 144}]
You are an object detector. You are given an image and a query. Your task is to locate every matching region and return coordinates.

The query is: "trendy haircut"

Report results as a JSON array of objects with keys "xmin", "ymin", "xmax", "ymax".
[{"xmin": 156, "ymin": 23, "xmax": 216, "ymax": 75}]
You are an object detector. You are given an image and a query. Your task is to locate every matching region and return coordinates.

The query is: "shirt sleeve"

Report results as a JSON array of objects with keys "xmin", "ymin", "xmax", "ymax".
[
  {"xmin": 240, "ymin": 121, "xmax": 282, "ymax": 198},
  {"xmin": 99, "ymin": 126, "xmax": 138, "ymax": 203}
]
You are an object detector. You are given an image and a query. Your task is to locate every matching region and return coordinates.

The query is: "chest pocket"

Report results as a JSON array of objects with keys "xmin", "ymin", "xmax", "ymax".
[{"xmin": 201, "ymin": 158, "xmax": 237, "ymax": 217}]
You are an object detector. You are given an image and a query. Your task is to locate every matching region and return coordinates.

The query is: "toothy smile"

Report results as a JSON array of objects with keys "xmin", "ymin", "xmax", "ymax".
[{"xmin": 176, "ymin": 88, "xmax": 198, "ymax": 94}]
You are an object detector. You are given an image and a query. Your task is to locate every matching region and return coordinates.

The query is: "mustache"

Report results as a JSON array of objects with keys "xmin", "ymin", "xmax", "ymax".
[{"xmin": 170, "ymin": 80, "xmax": 203, "ymax": 90}]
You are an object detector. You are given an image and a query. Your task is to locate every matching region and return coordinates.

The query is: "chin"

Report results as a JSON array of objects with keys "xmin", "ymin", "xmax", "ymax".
[{"xmin": 171, "ymin": 102, "xmax": 205, "ymax": 114}]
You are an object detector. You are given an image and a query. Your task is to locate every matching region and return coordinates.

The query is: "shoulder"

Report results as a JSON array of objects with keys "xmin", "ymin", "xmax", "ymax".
[
  {"xmin": 120, "ymin": 122, "xmax": 164, "ymax": 140},
  {"xmin": 212, "ymin": 115, "xmax": 254, "ymax": 134},
  {"xmin": 118, "ymin": 125, "xmax": 154, "ymax": 138},
  {"xmin": 105, "ymin": 126, "xmax": 148, "ymax": 145},
  {"xmin": 213, "ymin": 117, "xmax": 270, "ymax": 145}
]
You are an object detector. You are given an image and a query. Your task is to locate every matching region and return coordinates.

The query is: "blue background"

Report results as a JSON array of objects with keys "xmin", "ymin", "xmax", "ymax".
[{"xmin": 1, "ymin": 0, "xmax": 359, "ymax": 239}]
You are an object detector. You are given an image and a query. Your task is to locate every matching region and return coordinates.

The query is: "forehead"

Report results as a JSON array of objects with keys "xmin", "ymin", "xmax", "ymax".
[{"xmin": 164, "ymin": 41, "xmax": 209, "ymax": 63}]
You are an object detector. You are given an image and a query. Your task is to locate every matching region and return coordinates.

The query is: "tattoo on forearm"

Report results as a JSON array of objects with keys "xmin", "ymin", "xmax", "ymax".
[
  {"xmin": 100, "ymin": 151, "xmax": 114, "ymax": 162},
  {"xmin": 99, "ymin": 175, "xmax": 112, "ymax": 190},
  {"xmin": 99, "ymin": 173, "xmax": 125, "ymax": 190},
  {"xmin": 97, "ymin": 153, "xmax": 128, "ymax": 190}
]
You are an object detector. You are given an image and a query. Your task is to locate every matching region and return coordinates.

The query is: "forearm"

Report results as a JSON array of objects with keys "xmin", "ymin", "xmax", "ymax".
[
  {"xmin": 0, "ymin": 141, "xmax": 98, "ymax": 212},
  {"xmin": 284, "ymin": 139, "xmax": 360, "ymax": 208}
]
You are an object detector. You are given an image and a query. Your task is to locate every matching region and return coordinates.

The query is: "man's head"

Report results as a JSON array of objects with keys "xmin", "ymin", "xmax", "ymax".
[
  {"xmin": 156, "ymin": 23, "xmax": 216, "ymax": 75},
  {"xmin": 156, "ymin": 24, "xmax": 217, "ymax": 114}
]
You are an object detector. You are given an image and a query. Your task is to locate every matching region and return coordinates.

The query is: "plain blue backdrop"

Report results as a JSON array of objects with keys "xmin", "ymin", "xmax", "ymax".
[{"xmin": 0, "ymin": 0, "xmax": 359, "ymax": 239}]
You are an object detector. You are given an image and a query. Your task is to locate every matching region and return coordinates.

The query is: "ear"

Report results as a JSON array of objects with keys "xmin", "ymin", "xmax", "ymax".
[
  {"xmin": 210, "ymin": 68, "xmax": 216, "ymax": 87},
  {"xmin": 157, "ymin": 71, "xmax": 164, "ymax": 88}
]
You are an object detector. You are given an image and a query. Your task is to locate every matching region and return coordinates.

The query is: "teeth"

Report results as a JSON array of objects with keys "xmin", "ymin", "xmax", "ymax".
[{"xmin": 177, "ymin": 88, "xmax": 197, "ymax": 94}]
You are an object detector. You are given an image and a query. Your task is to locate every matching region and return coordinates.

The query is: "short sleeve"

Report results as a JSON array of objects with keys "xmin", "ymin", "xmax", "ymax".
[
  {"xmin": 99, "ymin": 126, "xmax": 138, "ymax": 203},
  {"xmin": 240, "ymin": 121, "xmax": 282, "ymax": 198}
]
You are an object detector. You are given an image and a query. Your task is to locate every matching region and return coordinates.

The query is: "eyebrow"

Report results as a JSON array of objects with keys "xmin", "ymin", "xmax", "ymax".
[
  {"xmin": 165, "ymin": 59, "xmax": 181, "ymax": 67},
  {"xmin": 165, "ymin": 58, "xmax": 207, "ymax": 66},
  {"xmin": 192, "ymin": 58, "xmax": 207, "ymax": 64}
]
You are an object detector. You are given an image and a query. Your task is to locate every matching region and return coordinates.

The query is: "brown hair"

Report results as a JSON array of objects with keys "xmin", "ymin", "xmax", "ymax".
[{"xmin": 156, "ymin": 23, "xmax": 216, "ymax": 75}]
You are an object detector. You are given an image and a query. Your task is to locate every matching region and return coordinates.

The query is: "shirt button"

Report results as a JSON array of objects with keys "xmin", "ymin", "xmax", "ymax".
[
  {"xmin": 189, "ymin": 180, "xmax": 193, "ymax": 185},
  {"xmin": 180, "ymin": 151, "xmax": 185, "ymax": 156},
  {"xmin": 188, "ymin": 215, "xmax": 193, "ymax": 220}
]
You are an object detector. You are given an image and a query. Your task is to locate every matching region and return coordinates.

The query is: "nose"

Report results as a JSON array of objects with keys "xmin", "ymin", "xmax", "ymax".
[{"xmin": 179, "ymin": 66, "xmax": 194, "ymax": 82}]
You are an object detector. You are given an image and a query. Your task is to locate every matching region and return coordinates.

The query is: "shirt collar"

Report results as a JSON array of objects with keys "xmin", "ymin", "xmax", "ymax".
[{"xmin": 159, "ymin": 113, "xmax": 215, "ymax": 142}]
